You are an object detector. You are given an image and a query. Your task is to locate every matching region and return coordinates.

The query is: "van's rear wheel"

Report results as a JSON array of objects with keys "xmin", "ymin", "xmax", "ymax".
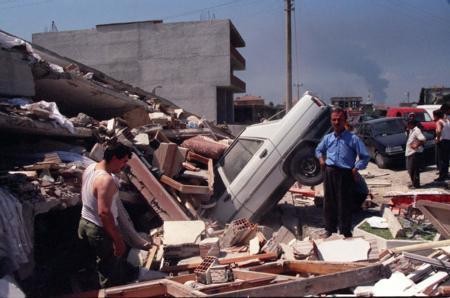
[{"xmin": 289, "ymin": 144, "xmax": 323, "ymax": 186}]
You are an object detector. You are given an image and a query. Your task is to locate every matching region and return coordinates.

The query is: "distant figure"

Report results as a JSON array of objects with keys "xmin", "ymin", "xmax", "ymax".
[
  {"xmin": 315, "ymin": 107, "xmax": 370, "ymax": 238},
  {"xmin": 433, "ymin": 109, "xmax": 450, "ymax": 182},
  {"xmin": 405, "ymin": 119, "xmax": 426, "ymax": 188}
]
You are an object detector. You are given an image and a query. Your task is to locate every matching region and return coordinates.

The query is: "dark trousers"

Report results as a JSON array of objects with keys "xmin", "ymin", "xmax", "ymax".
[
  {"xmin": 78, "ymin": 218, "xmax": 137, "ymax": 288},
  {"xmin": 437, "ymin": 140, "xmax": 450, "ymax": 179},
  {"xmin": 406, "ymin": 152, "xmax": 422, "ymax": 187},
  {"xmin": 323, "ymin": 166, "xmax": 354, "ymax": 236}
]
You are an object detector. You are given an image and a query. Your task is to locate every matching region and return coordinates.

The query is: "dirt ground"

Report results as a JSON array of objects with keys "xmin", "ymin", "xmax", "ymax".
[{"xmin": 263, "ymin": 161, "xmax": 450, "ymax": 240}]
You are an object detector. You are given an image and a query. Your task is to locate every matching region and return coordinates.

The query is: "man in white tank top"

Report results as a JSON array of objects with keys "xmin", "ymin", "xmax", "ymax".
[{"xmin": 78, "ymin": 143, "xmax": 136, "ymax": 288}]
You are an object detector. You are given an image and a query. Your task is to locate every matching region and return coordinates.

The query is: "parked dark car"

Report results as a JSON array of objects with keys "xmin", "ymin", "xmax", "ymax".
[{"xmin": 354, "ymin": 117, "xmax": 435, "ymax": 169}]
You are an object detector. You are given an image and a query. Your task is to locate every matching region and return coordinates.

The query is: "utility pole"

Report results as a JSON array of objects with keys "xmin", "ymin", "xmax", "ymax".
[
  {"xmin": 294, "ymin": 82, "xmax": 303, "ymax": 102},
  {"xmin": 285, "ymin": 0, "xmax": 293, "ymax": 111}
]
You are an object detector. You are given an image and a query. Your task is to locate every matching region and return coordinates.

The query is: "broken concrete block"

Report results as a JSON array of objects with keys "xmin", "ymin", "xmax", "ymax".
[
  {"xmin": 194, "ymin": 256, "xmax": 233, "ymax": 285},
  {"xmin": 353, "ymin": 286, "xmax": 374, "ymax": 296},
  {"xmin": 372, "ymin": 272, "xmax": 414, "ymax": 296},
  {"xmin": 149, "ymin": 112, "xmax": 171, "ymax": 126},
  {"xmin": 279, "ymin": 243, "xmax": 295, "ymax": 261},
  {"xmin": 199, "ymin": 237, "xmax": 220, "ymax": 258},
  {"xmin": 249, "ymin": 235, "xmax": 261, "ymax": 255},
  {"xmin": 209, "ymin": 265, "xmax": 234, "ymax": 284},
  {"xmin": 221, "ymin": 218, "xmax": 257, "ymax": 248},
  {"xmin": 134, "ymin": 133, "xmax": 149, "ymax": 146},
  {"xmin": 123, "ymin": 107, "xmax": 151, "ymax": 128},
  {"xmin": 315, "ymin": 238, "xmax": 371, "ymax": 262},
  {"xmin": 366, "ymin": 216, "xmax": 389, "ymax": 229},
  {"xmin": 89, "ymin": 143, "xmax": 106, "ymax": 162},
  {"xmin": 163, "ymin": 220, "xmax": 205, "ymax": 246},
  {"xmin": 261, "ymin": 225, "xmax": 296, "ymax": 256},
  {"xmin": 382, "ymin": 206, "xmax": 405, "ymax": 238},
  {"xmin": 291, "ymin": 240, "xmax": 314, "ymax": 259}
]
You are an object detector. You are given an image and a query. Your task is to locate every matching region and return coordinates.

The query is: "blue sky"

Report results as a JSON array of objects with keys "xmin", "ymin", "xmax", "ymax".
[{"xmin": 1, "ymin": 0, "xmax": 450, "ymax": 105}]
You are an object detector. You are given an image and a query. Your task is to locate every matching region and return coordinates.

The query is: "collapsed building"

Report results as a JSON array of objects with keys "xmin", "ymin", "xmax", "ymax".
[{"xmin": 2, "ymin": 29, "xmax": 450, "ymax": 297}]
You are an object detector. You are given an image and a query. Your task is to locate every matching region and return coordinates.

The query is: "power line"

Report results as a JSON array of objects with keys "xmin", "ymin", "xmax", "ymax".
[
  {"xmin": 0, "ymin": 0, "xmax": 53, "ymax": 10},
  {"xmin": 162, "ymin": 0, "xmax": 245, "ymax": 20}
]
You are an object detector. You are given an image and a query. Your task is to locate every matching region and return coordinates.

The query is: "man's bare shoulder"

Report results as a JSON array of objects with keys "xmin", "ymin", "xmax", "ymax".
[{"xmin": 93, "ymin": 173, "xmax": 115, "ymax": 188}]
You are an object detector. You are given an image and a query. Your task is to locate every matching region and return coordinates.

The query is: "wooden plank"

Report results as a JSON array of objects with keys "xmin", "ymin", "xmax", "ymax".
[
  {"xmin": 199, "ymin": 276, "xmax": 279, "ymax": 295},
  {"xmin": 247, "ymin": 261, "xmax": 285, "ymax": 275},
  {"xmin": 248, "ymin": 260, "xmax": 367, "ymax": 276},
  {"xmin": 416, "ymin": 200, "xmax": 450, "ymax": 239},
  {"xmin": 209, "ymin": 263, "xmax": 389, "ymax": 297},
  {"xmin": 187, "ymin": 151, "xmax": 210, "ymax": 165},
  {"xmin": 164, "ymin": 280, "xmax": 207, "ymax": 297},
  {"xmin": 403, "ymin": 252, "xmax": 450, "ymax": 269},
  {"xmin": 285, "ymin": 260, "xmax": 367, "ymax": 275},
  {"xmin": 127, "ymin": 153, "xmax": 191, "ymax": 221},
  {"xmin": 102, "ymin": 281, "xmax": 167, "ymax": 297},
  {"xmin": 161, "ymin": 252, "xmax": 278, "ymax": 273},
  {"xmin": 388, "ymin": 239, "xmax": 450, "ymax": 254},
  {"xmin": 160, "ymin": 175, "xmax": 212, "ymax": 195},
  {"xmin": 207, "ymin": 158, "xmax": 214, "ymax": 193},
  {"xmin": 145, "ymin": 245, "xmax": 159, "ymax": 269}
]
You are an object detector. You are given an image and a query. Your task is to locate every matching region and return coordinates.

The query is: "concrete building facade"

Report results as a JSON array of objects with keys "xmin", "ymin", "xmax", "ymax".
[{"xmin": 32, "ymin": 19, "xmax": 246, "ymax": 123}]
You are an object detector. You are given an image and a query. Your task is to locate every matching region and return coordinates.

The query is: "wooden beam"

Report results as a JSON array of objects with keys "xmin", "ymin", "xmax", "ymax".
[
  {"xmin": 127, "ymin": 153, "xmax": 191, "ymax": 221},
  {"xmin": 248, "ymin": 260, "xmax": 368, "ymax": 276},
  {"xmin": 164, "ymin": 280, "xmax": 207, "ymax": 297},
  {"xmin": 403, "ymin": 252, "xmax": 450, "ymax": 269},
  {"xmin": 416, "ymin": 200, "xmax": 450, "ymax": 239},
  {"xmin": 145, "ymin": 245, "xmax": 159, "ymax": 269},
  {"xmin": 388, "ymin": 239, "xmax": 450, "ymax": 254},
  {"xmin": 160, "ymin": 175, "xmax": 212, "ymax": 195},
  {"xmin": 285, "ymin": 260, "xmax": 368, "ymax": 275},
  {"xmin": 161, "ymin": 252, "xmax": 278, "ymax": 273},
  {"xmin": 102, "ymin": 281, "xmax": 167, "ymax": 297},
  {"xmin": 209, "ymin": 263, "xmax": 390, "ymax": 297}
]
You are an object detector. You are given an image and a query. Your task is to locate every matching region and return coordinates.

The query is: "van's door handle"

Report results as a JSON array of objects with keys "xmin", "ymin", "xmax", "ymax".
[{"xmin": 259, "ymin": 149, "xmax": 268, "ymax": 158}]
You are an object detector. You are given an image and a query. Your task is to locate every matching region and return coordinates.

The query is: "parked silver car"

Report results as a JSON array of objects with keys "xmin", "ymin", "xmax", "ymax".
[{"xmin": 208, "ymin": 94, "xmax": 332, "ymax": 223}]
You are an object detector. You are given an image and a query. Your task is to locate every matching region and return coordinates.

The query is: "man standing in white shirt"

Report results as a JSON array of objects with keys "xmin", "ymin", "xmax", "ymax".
[{"xmin": 405, "ymin": 119, "xmax": 426, "ymax": 188}]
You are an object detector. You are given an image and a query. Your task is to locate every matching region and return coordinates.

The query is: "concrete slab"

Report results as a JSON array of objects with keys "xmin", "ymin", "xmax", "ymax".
[
  {"xmin": 0, "ymin": 50, "xmax": 35, "ymax": 97},
  {"xmin": 163, "ymin": 220, "xmax": 205, "ymax": 246},
  {"xmin": 315, "ymin": 238, "xmax": 370, "ymax": 262}
]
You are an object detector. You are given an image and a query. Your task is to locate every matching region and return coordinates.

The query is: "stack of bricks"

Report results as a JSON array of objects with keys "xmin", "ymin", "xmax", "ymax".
[
  {"xmin": 220, "ymin": 218, "xmax": 257, "ymax": 248},
  {"xmin": 194, "ymin": 256, "xmax": 233, "ymax": 284},
  {"xmin": 194, "ymin": 256, "xmax": 218, "ymax": 284}
]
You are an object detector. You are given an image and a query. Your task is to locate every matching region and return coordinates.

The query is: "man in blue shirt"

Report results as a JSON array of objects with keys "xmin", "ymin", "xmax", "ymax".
[{"xmin": 315, "ymin": 107, "xmax": 370, "ymax": 237}]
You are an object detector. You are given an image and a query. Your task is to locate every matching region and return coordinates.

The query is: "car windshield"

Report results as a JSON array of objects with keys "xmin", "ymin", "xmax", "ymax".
[
  {"xmin": 400, "ymin": 112, "xmax": 432, "ymax": 122},
  {"xmin": 372, "ymin": 120, "xmax": 405, "ymax": 136},
  {"xmin": 220, "ymin": 138, "xmax": 264, "ymax": 184}
]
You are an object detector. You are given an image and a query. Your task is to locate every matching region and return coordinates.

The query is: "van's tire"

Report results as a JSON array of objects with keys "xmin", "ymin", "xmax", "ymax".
[
  {"xmin": 289, "ymin": 145, "xmax": 323, "ymax": 186},
  {"xmin": 375, "ymin": 153, "xmax": 387, "ymax": 169}
]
